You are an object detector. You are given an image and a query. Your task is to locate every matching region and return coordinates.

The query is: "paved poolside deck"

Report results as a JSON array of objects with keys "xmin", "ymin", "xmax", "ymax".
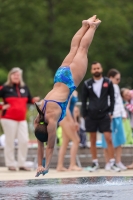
[{"xmin": 0, "ymin": 167, "xmax": 133, "ymax": 181}]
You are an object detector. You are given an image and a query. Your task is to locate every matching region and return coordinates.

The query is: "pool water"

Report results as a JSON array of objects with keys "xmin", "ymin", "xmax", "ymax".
[{"xmin": 0, "ymin": 177, "xmax": 133, "ymax": 200}]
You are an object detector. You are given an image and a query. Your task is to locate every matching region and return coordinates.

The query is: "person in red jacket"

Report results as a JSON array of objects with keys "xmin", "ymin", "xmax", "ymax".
[{"xmin": 0, "ymin": 67, "xmax": 40, "ymax": 171}]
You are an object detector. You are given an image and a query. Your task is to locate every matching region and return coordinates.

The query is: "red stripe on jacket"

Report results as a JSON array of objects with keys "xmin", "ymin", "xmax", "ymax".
[{"xmin": 2, "ymin": 97, "xmax": 29, "ymax": 121}]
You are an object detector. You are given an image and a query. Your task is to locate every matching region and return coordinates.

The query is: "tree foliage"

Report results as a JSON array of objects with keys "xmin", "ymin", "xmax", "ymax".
[
  {"xmin": 25, "ymin": 59, "xmax": 53, "ymax": 98},
  {"xmin": 0, "ymin": 68, "xmax": 8, "ymax": 85},
  {"xmin": 0, "ymin": 0, "xmax": 133, "ymax": 97}
]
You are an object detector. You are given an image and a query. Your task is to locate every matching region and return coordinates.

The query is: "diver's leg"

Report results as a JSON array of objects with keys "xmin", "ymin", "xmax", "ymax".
[
  {"xmin": 61, "ymin": 15, "xmax": 97, "ymax": 66},
  {"xmin": 70, "ymin": 19, "xmax": 101, "ymax": 86}
]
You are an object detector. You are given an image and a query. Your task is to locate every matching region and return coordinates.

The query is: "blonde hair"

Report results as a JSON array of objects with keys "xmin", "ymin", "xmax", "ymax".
[
  {"xmin": 5, "ymin": 67, "xmax": 25, "ymax": 86},
  {"xmin": 120, "ymin": 88, "xmax": 127, "ymax": 98}
]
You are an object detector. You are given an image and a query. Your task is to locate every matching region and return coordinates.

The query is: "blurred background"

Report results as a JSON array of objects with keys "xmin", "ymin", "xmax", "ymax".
[{"xmin": 0, "ymin": 0, "xmax": 133, "ymax": 138}]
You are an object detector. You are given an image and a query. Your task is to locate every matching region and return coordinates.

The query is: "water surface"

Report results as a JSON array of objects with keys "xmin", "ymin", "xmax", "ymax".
[{"xmin": 0, "ymin": 176, "xmax": 133, "ymax": 200}]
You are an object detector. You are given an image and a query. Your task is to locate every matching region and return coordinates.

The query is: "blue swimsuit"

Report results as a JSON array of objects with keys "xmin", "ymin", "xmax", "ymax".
[
  {"xmin": 69, "ymin": 95, "xmax": 78, "ymax": 116},
  {"xmin": 42, "ymin": 66, "xmax": 76, "ymax": 122}
]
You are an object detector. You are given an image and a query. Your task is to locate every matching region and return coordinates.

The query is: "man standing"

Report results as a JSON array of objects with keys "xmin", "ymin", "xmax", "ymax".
[{"xmin": 81, "ymin": 61, "xmax": 120, "ymax": 172}]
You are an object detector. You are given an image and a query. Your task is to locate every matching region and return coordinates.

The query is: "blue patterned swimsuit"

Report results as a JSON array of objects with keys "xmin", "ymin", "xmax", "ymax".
[
  {"xmin": 69, "ymin": 95, "xmax": 78, "ymax": 116},
  {"xmin": 42, "ymin": 67, "xmax": 76, "ymax": 122}
]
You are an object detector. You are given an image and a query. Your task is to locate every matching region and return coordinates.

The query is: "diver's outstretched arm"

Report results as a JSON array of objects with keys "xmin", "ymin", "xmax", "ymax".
[
  {"xmin": 35, "ymin": 140, "xmax": 45, "ymax": 177},
  {"xmin": 37, "ymin": 139, "xmax": 44, "ymax": 166},
  {"xmin": 35, "ymin": 122, "xmax": 56, "ymax": 177},
  {"xmin": 45, "ymin": 122, "xmax": 57, "ymax": 170}
]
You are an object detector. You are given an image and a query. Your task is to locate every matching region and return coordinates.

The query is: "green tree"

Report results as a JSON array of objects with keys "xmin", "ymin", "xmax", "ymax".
[
  {"xmin": 25, "ymin": 59, "xmax": 53, "ymax": 98},
  {"xmin": 0, "ymin": 0, "xmax": 133, "ymax": 90},
  {"xmin": 0, "ymin": 68, "xmax": 8, "ymax": 85},
  {"xmin": 0, "ymin": 0, "xmax": 47, "ymax": 70}
]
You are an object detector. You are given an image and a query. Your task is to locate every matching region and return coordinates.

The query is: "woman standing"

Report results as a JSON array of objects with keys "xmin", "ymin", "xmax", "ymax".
[
  {"xmin": 102, "ymin": 69, "xmax": 127, "ymax": 171},
  {"xmin": 0, "ymin": 67, "xmax": 39, "ymax": 171}
]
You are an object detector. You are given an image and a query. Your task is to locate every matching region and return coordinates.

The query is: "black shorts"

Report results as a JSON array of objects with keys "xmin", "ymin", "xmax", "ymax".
[{"xmin": 85, "ymin": 115, "xmax": 111, "ymax": 133}]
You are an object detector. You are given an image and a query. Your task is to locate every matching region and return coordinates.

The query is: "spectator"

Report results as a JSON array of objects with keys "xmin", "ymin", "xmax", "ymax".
[
  {"xmin": 102, "ymin": 69, "xmax": 127, "ymax": 171},
  {"xmin": 81, "ymin": 61, "xmax": 120, "ymax": 172},
  {"xmin": 122, "ymin": 107, "xmax": 133, "ymax": 145},
  {"xmin": 0, "ymin": 134, "xmax": 18, "ymax": 147},
  {"xmin": 121, "ymin": 88, "xmax": 133, "ymax": 129},
  {"xmin": 0, "ymin": 67, "xmax": 40, "ymax": 171},
  {"xmin": 121, "ymin": 87, "xmax": 133, "ymax": 169}
]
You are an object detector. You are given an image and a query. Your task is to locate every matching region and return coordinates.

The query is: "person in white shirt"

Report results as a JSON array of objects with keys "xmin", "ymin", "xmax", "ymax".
[{"xmin": 102, "ymin": 69, "xmax": 127, "ymax": 170}]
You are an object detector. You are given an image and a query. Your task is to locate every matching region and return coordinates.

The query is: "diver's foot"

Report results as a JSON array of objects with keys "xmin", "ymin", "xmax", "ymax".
[
  {"xmin": 82, "ymin": 20, "xmax": 89, "ymax": 27},
  {"xmin": 56, "ymin": 167, "xmax": 68, "ymax": 172},
  {"xmin": 82, "ymin": 15, "xmax": 97, "ymax": 27},
  {"xmin": 68, "ymin": 165, "xmax": 82, "ymax": 171},
  {"xmin": 88, "ymin": 18, "xmax": 101, "ymax": 29},
  {"xmin": 87, "ymin": 15, "xmax": 97, "ymax": 24}
]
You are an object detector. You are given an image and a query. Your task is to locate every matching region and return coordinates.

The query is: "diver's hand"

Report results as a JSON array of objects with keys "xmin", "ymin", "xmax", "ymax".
[
  {"xmin": 35, "ymin": 165, "xmax": 45, "ymax": 177},
  {"xmin": 35, "ymin": 165, "xmax": 48, "ymax": 177}
]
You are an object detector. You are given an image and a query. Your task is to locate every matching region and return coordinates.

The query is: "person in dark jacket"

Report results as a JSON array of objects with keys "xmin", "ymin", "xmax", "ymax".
[
  {"xmin": 0, "ymin": 67, "xmax": 40, "ymax": 171},
  {"xmin": 82, "ymin": 61, "xmax": 120, "ymax": 172}
]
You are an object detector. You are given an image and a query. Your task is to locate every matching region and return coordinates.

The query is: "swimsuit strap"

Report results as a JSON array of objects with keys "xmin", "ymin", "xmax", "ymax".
[
  {"xmin": 42, "ymin": 100, "xmax": 47, "ymax": 112},
  {"xmin": 42, "ymin": 99, "xmax": 65, "ymax": 123},
  {"xmin": 43, "ymin": 99, "xmax": 61, "ymax": 107},
  {"xmin": 42, "ymin": 100, "xmax": 48, "ymax": 120}
]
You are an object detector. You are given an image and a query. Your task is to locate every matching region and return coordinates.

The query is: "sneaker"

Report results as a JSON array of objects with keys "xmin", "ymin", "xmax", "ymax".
[
  {"xmin": 88, "ymin": 163, "xmax": 100, "ymax": 172},
  {"xmin": 116, "ymin": 162, "xmax": 127, "ymax": 171},
  {"xmin": 105, "ymin": 162, "xmax": 111, "ymax": 171},
  {"xmin": 110, "ymin": 163, "xmax": 121, "ymax": 172}
]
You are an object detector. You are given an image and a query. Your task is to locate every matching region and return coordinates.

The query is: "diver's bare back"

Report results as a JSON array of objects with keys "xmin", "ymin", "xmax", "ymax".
[{"xmin": 45, "ymin": 82, "xmax": 70, "ymax": 102}]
